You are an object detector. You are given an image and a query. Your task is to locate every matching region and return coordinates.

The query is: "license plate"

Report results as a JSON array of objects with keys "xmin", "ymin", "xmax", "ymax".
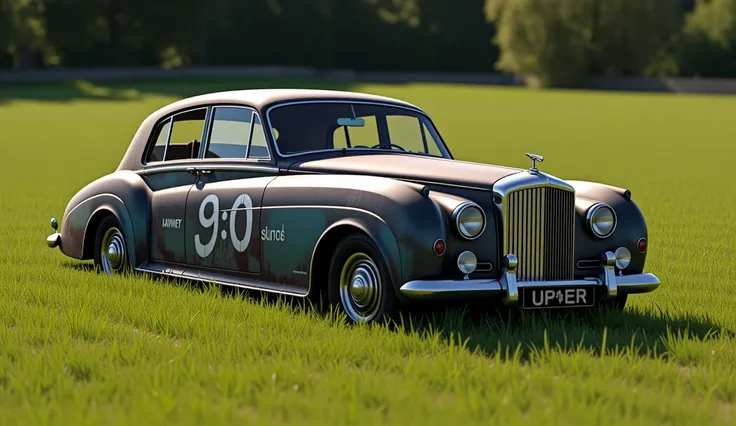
[{"xmin": 522, "ymin": 286, "xmax": 596, "ymax": 309}]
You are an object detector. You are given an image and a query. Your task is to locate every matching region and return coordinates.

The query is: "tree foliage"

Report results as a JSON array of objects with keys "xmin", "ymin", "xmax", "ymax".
[
  {"xmin": 486, "ymin": 0, "xmax": 682, "ymax": 87},
  {"xmin": 680, "ymin": 0, "xmax": 736, "ymax": 77},
  {"xmin": 0, "ymin": 0, "xmax": 734, "ymax": 81}
]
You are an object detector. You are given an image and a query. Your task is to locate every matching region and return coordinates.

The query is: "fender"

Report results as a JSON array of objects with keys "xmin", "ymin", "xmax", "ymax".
[
  {"xmin": 260, "ymin": 174, "xmax": 450, "ymax": 295},
  {"xmin": 569, "ymin": 180, "xmax": 648, "ymax": 274},
  {"xmin": 310, "ymin": 216, "xmax": 403, "ymax": 296},
  {"xmin": 60, "ymin": 171, "xmax": 152, "ymax": 267}
]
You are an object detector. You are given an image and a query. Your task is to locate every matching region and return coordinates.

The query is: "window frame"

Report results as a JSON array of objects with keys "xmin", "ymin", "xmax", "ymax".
[
  {"xmin": 201, "ymin": 105, "xmax": 272, "ymax": 162},
  {"xmin": 141, "ymin": 104, "xmax": 274, "ymax": 167},
  {"xmin": 265, "ymin": 100, "xmax": 453, "ymax": 159},
  {"xmin": 142, "ymin": 106, "xmax": 210, "ymax": 165}
]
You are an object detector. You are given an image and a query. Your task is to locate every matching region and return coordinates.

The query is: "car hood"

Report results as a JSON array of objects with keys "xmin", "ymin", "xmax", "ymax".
[{"xmin": 288, "ymin": 154, "xmax": 523, "ymax": 190}]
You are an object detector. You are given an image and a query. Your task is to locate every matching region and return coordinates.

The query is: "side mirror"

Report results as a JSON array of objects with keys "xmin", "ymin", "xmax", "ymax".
[{"xmin": 337, "ymin": 117, "xmax": 365, "ymax": 127}]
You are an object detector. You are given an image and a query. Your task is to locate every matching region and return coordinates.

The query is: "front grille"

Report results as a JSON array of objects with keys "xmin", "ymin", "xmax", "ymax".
[{"xmin": 503, "ymin": 187, "xmax": 575, "ymax": 281}]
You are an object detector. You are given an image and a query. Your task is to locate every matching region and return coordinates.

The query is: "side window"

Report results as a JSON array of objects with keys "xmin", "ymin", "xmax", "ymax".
[
  {"xmin": 386, "ymin": 115, "xmax": 439, "ymax": 154},
  {"xmin": 206, "ymin": 107, "xmax": 253, "ymax": 159},
  {"xmin": 164, "ymin": 109, "xmax": 207, "ymax": 161},
  {"xmin": 332, "ymin": 115, "xmax": 379, "ymax": 148},
  {"xmin": 248, "ymin": 115, "xmax": 270, "ymax": 159},
  {"xmin": 147, "ymin": 119, "xmax": 171, "ymax": 162}
]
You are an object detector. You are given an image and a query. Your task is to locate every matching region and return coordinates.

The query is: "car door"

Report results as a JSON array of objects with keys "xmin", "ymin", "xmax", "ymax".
[
  {"xmin": 185, "ymin": 106, "xmax": 278, "ymax": 277},
  {"xmin": 140, "ymin": 107, "xmax": 209, "ymax": 269}
]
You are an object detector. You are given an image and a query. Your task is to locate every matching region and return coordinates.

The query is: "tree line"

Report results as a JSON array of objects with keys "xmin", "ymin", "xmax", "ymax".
[{"xmin": 1, "ymin": 0, "xmax": 735, "ymax": 87}]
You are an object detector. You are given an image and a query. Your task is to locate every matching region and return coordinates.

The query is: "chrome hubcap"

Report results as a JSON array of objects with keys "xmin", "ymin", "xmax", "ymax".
[
  {"xmin": 339, "ymin": 253, "xmax": 382, "ymax": 322},
  {"xmin": 101, "ymin": 227, "xmax": 126, "ymax": 276}
]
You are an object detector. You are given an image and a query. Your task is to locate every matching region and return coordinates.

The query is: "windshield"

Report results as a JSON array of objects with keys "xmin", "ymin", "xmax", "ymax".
[{"xmin": 267, "ymin": 102, "xmax": 451, "ymax": 158}]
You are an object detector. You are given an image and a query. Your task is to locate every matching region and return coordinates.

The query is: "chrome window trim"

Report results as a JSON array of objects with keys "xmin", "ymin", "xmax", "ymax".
[
  {"xmin": 452, "ymin": 201, "xmax": 487, "ymax": 240},
  {"xmin": 202, "ymin": 105, "xmax": 273, "ymax": 162},
  {"xmin": 264, "ymin": 99, "xmax": 452, "ymax": 159},
  {"xmin": 586, "ymin": 202, "xmax": 617, "ymax": 238},
  {"xmin": 137, "ymin": 163, "xmax": 279, "ymax": 176},
  {"xmin": 161, "ymin": 117, "xmax": 173, "ymax": 161}
]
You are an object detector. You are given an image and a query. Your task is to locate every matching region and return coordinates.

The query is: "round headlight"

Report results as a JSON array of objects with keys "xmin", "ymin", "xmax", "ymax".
[
  {"xmin": 454, "ymin": 203, "xmax": 486, "ymax": 240},
  {"xmin": 457, "ymin": 251, "xmax": 477, "ymax": 275},
  {"xmin": 615, "ymin": 246, "xmax": 631, "ymax": 270},
  {"xmin": 587, "ymin": 203, "xmax": 617, "ymax": 238}
]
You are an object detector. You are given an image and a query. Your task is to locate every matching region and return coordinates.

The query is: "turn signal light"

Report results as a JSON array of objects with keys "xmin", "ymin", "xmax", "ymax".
[
  {"xmin": 433, "ymin": 239, "xmax": 446, "ymax": 256},
  {"xmin": 637, "ymin": 237, "xmax": 647, "ymax": 253}
]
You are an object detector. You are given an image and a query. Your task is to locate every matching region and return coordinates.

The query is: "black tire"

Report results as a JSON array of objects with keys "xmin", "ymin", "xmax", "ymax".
[
  {"xmin": 93, "ymin": 215, "xmax": 130, "ymax": 276},
  {"xmin": 327, "ymin": 233, "xmax": 398, "ymax": 323}
]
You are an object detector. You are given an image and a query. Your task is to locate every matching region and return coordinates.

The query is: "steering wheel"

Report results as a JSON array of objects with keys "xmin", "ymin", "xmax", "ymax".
[{"xmin": 370, "ymin": 143, "xmax": 406, "ymax": 151}]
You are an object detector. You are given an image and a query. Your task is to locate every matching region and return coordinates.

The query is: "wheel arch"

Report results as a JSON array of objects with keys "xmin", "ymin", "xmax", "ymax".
[
  {"xmin": 308, "ymin": 218, "xmax": 402, "ymax": 300},
  {"xmin": 59, "ymin": 171, "xmax": 152, "ymax": 267},
  {"xmin": 82, "ymin": 207, "xmax": 129, "ymax": 261}
]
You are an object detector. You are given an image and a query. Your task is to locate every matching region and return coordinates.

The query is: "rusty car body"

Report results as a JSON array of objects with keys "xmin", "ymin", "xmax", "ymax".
[{"xmin": 46, "ymin": 89, "xmax": 660, "ymax": 322}]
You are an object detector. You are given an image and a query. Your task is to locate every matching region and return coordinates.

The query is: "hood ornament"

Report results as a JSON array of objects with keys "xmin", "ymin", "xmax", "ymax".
[{"xmin": 525, "ymin": 153, "xmax": 544, "ymax": 174}]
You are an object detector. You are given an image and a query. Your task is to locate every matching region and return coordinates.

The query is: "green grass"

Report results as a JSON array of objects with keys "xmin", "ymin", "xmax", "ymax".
[{"xmin": 1, "ymin": 78, "xmax": 736, "ymax": 425}]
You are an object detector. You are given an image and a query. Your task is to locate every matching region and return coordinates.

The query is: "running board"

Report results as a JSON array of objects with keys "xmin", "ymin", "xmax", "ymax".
[{"xmin": 136, "ymin": 262, "xmax": 309, "ymax": 297}]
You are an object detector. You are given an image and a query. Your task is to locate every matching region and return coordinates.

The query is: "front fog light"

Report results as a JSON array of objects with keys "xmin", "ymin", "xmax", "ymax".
[
  {"xmin": 614, "ymin": 246, "xmax": 631, "ymax": 270},
  {"xmin": 457, "ymin": 251, "xmax": 477, "ymax": 275}
]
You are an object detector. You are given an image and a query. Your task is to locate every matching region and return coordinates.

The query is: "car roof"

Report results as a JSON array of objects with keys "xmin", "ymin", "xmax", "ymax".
[{"xmin": 157, "ymin": 89, "xmax": 425, "ymax": 114}]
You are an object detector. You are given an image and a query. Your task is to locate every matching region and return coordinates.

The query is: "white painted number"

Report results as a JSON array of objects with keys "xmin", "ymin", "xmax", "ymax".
[
  {"xmin": 195, "ymin": 194, "xmax": 219, "ymax": 258},
  {"xmin": 230, "ymin": 194, "xmax": 253, "ymax": 253},
  {"xmin": 194, "ymin": 193, "xmax": 254, "ymax": 258}
]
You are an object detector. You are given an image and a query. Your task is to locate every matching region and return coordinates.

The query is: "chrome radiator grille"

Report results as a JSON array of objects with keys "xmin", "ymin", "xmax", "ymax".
[{"xmin": 503, "ymin": 187, "xmax": 575, "ymax": 281}]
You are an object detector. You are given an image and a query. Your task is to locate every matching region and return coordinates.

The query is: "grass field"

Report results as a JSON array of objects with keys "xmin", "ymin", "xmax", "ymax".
[{"xmin": 1, "ymin": 77, "xmax": 736, "ymax": 425}]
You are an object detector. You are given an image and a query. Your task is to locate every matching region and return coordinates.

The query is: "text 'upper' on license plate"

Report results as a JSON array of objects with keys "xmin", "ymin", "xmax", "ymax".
[{"xmin": 522, "ymin": 286, "xmax": 596, "ymax": 309}]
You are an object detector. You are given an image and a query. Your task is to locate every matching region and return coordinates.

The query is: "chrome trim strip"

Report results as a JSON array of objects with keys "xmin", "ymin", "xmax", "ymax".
[
  {"xmin": 577, "ymin": 259, "xmax": 600, "ymax": 269},
  {"xmin": 136, "ymin": 266, "xmax": 309, "ymax": 297},
  {"xmin": 161, "ymin": 117, "xmax": 173, "ymax": 161},
  {"xmin": 264, "ymin": 99, "xmax": 451, "ymax": 159},
  {"xmin": 138, "ymin": 163, "xmax": 279, "ymax": 175}
]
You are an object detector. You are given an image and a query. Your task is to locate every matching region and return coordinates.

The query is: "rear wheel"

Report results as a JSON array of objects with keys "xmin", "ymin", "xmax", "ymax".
[
  {"xmin": 328, "ymin": 233, "xmax": 398, "ymax": 323},
  {"xmin": 93, "ymin": 216, "xmax": 130, "ymax": 276}
]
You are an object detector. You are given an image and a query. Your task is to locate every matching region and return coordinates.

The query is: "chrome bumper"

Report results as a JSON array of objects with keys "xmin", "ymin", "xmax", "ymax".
[
  {"xmin": 399, "ymin": 251, "xmax": 660, "ymax": 302},
  {"xmin": 46, "ymin": 217, "xmax": 61, "ymax": 248},
  {"xmin": 46, "ymin": 233, "xmax": 61, "ymax": 248}
]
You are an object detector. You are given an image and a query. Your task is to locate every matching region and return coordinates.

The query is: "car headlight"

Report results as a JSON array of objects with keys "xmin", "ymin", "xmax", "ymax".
[
  {"xmin": 587, "ymin": 203, "xmax": 616, "ymax": 238},
  {"xmin": 453, "ymin": 202, "xmax": 486, "ymax": 240}
]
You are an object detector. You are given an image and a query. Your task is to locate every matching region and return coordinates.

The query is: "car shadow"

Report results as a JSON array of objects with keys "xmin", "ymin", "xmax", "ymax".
[
  {"xmin": 61, "ymin": 263, "xmax": 733, "ymax": 361},
  {"xmin": 392, "ymin": 300, "xmax": 735, "ymax": 361}
]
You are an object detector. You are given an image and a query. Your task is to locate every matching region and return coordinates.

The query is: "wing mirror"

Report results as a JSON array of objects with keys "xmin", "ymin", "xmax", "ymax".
[{"xmin": 337, "ymin": 117, "xmax": 365, "ymax": 127}]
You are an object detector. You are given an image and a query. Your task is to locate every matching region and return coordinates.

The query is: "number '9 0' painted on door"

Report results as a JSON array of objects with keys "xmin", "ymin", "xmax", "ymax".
[{"xmin": 194, "ymin": 193, "xmax": 253, "ymax": 258}]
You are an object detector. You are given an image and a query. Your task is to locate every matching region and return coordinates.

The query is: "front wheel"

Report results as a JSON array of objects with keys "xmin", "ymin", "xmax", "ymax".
[
  {"xmin": 93, "ymin": 215, "xmax": 130, "ymax": 276},
  {"xmin": 328, "ymin": 233, "xmax": 398, "ymax": 323}
]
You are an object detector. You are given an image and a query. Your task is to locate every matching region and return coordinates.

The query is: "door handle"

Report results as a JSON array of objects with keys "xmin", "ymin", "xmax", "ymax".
[{"xmin": 186, "ymin": 167, "xmax": 212, "ymax": 176}]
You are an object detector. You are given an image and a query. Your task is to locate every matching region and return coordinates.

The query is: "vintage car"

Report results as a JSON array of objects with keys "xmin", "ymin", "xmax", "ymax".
[{"xmin": 46, "ymin": 89, "xmax": 660, "ymax": 323}]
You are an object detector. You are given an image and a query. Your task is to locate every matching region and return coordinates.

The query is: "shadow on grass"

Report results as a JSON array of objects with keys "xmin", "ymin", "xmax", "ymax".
[
  {"xmin": 63, "ymin": 262, "xmax": 734, "ymax": 361},
  {"xmin": 0, "ymin": 76, "xmax": 358, "ymax": 104}
]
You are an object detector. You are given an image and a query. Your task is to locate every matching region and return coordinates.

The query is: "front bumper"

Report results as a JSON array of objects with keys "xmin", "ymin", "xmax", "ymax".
[
  {"xmin": 46, "ymin": 232, "xmax": 61, "ymax": 248},
  {"xmin": 400, "ymin": 251, "xmax": 660, "ymax": 303}
]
